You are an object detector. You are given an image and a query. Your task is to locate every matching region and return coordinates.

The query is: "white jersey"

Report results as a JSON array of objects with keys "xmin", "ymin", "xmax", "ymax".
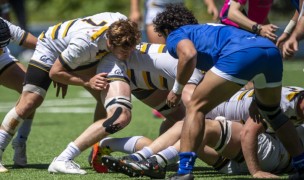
[
  {"xmin": 31, "ymin": 12, "xmax": 126, "ymax": 70},
  {"xmin": 207, "ymin": 86, "xmax": 304, "ymax": 126},
  {"xmin": 219, "ymin": 132, "xmax": 291, "ymax": 174},
  {"xmin": 0, "ymin": 17, "xmax": 26, "ymax": 71},
  {"xmin": 220, "ymin": 124, "xmax": 304, "ymax": 174},
  {"xmin": 96, "ymin": 43, "xmax": 204, "ymax": 91}
]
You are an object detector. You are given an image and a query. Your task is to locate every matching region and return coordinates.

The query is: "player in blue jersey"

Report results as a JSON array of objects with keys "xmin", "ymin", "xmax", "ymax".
[{"xmin": 152, "ymin": 4, "xmax": 304, "ymax": 179}]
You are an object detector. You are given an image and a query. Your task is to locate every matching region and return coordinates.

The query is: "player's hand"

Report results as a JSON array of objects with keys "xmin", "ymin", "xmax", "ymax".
[
  {"xmin": 259, "ymin": 24, "xmax": 278, "ymax": 42},
  {"xmin": 253, "ymin": 171, "xmax": 279, "ymax": 179},
  {"xmin": 166, "ymin": 90, "xmax": 181, "ymax": 108},
  {"xmin": 53, "ymin": 81, "xmax": 68, "ymax": 99},
  {"xmin": 207, "ymin": 5, "xmax": 219, "ymax": 21},
  {"xmin": 276, "ymin": 32, "xmax": 290, "ymax": 48},
  {"xmin": 129, "ymin": 11, "xmax": 142, "ymax": 24},
  {"xmin": 282, "ymin": 37, "xmax": 298, "ymax": 59},
  {"xmin": 89, "ymin": 72, "xmax": 108, "ymax": 90}
]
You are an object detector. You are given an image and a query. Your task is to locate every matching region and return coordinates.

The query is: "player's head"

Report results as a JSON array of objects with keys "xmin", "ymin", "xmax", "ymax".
[
  {"xmin": 106, "ymin": 19, "xmax": 141, "ymax": 60},
  {"xmin": 153, "ymin": 3, "xmax": 198, "ymax": 38},
  {"xmin": 0, "ymin": 18, "xmax": 11, "ymax": 48}
]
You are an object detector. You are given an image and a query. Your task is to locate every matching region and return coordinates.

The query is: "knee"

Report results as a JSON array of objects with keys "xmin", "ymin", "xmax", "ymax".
[
  {"xmin": 16, "ymin": 96, "xmax": 43, "ymax": 117},
  {"xmin": 103, "ymin": 107, "xmax": 131, "ymax": 134}
]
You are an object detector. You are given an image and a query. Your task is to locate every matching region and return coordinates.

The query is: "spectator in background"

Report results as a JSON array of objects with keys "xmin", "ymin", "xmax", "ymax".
[
  {"xmin": 129, "ymin": 0, "xmax": 219, "ymax": 44},
  {"xmin": 0, "ymin": 0, "xmax": 27, "ymax": 30},
  {"xmin": 220, "ymin": 0, "xmax": 278, "ymax": 42}
]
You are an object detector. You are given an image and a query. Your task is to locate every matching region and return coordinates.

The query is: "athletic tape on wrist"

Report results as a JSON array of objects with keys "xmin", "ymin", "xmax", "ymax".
[{"xmin": 172, "ymin": 80, "xmax": 184, "ymax": 95}]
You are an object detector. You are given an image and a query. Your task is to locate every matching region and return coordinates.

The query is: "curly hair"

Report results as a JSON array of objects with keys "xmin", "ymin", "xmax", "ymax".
[
  {"xmin": 107, "ymin": 19, "xmax": 141, "ymax": 49},
  {"xmin": 153, "ymin": 4, "xmax": 198, "ymax": 36}
]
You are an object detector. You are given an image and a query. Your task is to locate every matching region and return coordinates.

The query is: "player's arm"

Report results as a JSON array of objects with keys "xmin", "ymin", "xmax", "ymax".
[
  {"xmin": 203, "ymin": 0, "xmax": 219, "ymax": 20},
  {"xmin": 228, "ymin": 0, "xmax": 277, "ymax": 40},
  {"xmin": 282, "ymin": 1, "xmax": 304, "ymax": 59},
  {"xmin": 176, "ymin": 39, "xmax": 197, "ymax": 90},
  {"xmin": 228, "ymin": 0, "xmax": 257, "ymax": 32},
  {"xmin": 276, "ymin": 10, "xmax": 299, "ymax": 47},
  {"xmin": 129, "ymin": 0, "xmax": 141, "ymax": 24},
  {"xmin": 290, "ymin": 5, "xmax": 304, "ymax": 41},
  {"xmin": 20, "ymin": 32, "xmax": 37, "ymax": 49},
  {"xmin": 50, "ymin": 59, "xmax": 108, "ymax": 90},
  {"xmin": 167, "ymin": 39, "xmax": 197, "ymax": 107},
  {"xmin": 241, "ymin": 116, "xmax": 278, "ymax": 178}
]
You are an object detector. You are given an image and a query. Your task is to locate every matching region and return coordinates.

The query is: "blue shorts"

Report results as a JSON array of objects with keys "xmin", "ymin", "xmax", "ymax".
[{"xmin": 211, "ymin": 47, "xmax": 283, "ymax": 89}]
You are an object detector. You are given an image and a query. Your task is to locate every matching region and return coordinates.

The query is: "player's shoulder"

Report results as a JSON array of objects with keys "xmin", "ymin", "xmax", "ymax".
[{"xmin": 88, "ymin": 12, "xmax": 127, "ymax": 22}]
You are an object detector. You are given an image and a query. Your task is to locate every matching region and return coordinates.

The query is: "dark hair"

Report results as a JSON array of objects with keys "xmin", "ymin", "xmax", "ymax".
[
  {"xmin": 0, "ymin": 18, "xmax": 11, "ymax": 48},
  {"xmin": 107, "ymin": 19, "xmax": 141, "ymax": 49},
  {"xmin": 153, "ymin": 4, "xmax": 198, "ymax": 36}
]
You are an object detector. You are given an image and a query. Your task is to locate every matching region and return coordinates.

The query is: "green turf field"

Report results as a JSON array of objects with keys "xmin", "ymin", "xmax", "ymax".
[{"xmin": 0, "ymin": 60, "xmax": 303, "ymax": 179}]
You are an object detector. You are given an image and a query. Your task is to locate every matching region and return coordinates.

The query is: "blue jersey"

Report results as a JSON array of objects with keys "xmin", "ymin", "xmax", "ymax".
[{"xmin": 166, "ymin": 23, "xmax": 276, "ymax": 71}]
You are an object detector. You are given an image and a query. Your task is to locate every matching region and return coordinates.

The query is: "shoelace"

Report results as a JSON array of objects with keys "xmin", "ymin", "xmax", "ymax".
[{"xmin": 65, "ymin": 160, "xmax": 81, "ymax": 170}]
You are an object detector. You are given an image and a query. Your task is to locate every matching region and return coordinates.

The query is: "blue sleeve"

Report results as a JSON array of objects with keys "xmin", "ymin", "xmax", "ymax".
[{"xmin": 166, "ymin": 30, "xmax": 188, "ymax": 59}]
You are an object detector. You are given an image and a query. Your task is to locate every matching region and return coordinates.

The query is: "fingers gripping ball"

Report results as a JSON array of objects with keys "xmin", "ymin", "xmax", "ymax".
[{"xmin": 0, "ymin": 19, "xmax": 11, "ymax": 48}]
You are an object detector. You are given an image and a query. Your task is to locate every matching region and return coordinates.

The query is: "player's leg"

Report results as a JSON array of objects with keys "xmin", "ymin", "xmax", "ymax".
[
  {"xmin": 176, "ymin": 70, "xmax": 241, "ymax": 176},
  {"xmin": 0, "ymin": 60, "xmax": 37, "ymax": 167},
  {"xmin": 0, "ymin": 57, "xmax": 51, "ymax": 171},
  {"xmin": 48, "ymin": 80, "xmax": 132, "ymax": 174},
  {"xmin": 132, "ymin": 88, "xmax": 186, "ymax": 135}
]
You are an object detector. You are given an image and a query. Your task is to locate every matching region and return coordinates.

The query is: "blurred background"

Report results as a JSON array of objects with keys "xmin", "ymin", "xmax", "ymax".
[{"xmin": 4, "ymin": 0, "xmax": 299, "ymax": 60}]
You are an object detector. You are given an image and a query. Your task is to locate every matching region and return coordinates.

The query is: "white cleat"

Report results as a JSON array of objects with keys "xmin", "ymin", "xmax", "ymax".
[
  {"xmin": 12, "ymin": 141, "xmax": 27, "ymax": 167},
  {"xmin": 0, "ymin": 150, "xmax": 8, "ymax": 173},
  {"xmin": 0, "ymin": 162, "xmax": 8, "ymax": 173},
  {"xmin": 48, "ymin": 157, "xmax": 87, "ymax": 175}
]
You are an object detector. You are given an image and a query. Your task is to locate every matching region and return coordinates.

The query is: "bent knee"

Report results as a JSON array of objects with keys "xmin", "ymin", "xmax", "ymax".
[{"xmin": 103, "ymin": 107, "xmax": 131, "ymax": 134}]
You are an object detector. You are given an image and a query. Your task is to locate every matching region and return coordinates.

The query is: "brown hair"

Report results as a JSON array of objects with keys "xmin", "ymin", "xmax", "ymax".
[{"xmin": 107, "ymin": 19, "xmax": 141, "ymax": 49}]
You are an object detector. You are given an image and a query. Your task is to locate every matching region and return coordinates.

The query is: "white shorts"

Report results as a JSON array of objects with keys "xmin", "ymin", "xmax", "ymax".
[
  {"xmin": 30, "ymin": 39, "xmax": 60, "ymax": 70},
  {"xmin": 0, "ymin": 47, "xmax": 18, "ymax": 73}
]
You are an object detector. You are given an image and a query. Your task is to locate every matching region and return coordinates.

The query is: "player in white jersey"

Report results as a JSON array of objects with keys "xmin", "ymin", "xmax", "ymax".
[
  {"xmin": 98, "ymin": 43, "xmax": 203, "ymax": 133},
  {"xmin": 0, "ymin": 17, "xmax": 37, "ymax": 172},
  {"xmin": 0, "ymin": 12, "xmax": 140, "ymax": 174},
  {"xmin": 98, "ymin": 86, "xmax": 304, "ymax": 178},
  {"xmin": 88, "ymin": 43, "xmax": 203, "ymax": 172}
]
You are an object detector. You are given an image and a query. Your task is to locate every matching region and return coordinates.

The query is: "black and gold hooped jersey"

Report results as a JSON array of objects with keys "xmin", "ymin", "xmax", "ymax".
[
  {"xmin": 207, "ymin": 86, "xmax": 304, "ymax": 125},
  {"xmin": 33, "ymin": 12, "xmax": 126, "ymax": 70}
]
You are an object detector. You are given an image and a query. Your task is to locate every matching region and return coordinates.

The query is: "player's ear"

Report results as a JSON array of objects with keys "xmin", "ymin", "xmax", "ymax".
[
  {"xmin": 162, "ymin": 29, "xmax": 170, "ymax": 38},
  {"xmin": 106, "ymin": 39, "xmax": 113, "ymax": 50}
]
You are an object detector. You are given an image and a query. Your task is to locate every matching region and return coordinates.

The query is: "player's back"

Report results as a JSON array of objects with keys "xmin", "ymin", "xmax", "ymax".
[
  {"xmin": 127, "ymin": 43, "xmax": 203, "ymax": 90},
  {"xmin": 44, "ymin": 12, "xmax": 127, "ymax": 40}
]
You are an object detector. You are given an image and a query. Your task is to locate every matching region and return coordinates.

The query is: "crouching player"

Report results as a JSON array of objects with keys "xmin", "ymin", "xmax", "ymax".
[
  {"xmin": 99, "ymin": 86, "xmax": 304, "ymax": 179},
  {"xmin": 88, "ymin": 43, "xmax": 203, "ymax": 172},
  {"xmin": 0, "ymin": 17, "xmax": 37, "ymax": 171}
]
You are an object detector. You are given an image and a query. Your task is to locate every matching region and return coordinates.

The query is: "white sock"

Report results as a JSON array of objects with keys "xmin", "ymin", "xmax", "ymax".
[
  {"xmin": 99, "ymin": 136, "xmax": 143, "ymax": 154},
  {"xmin": 56, "ymin": 142, "xmax": 81, "ymax": 161},
  {"xmin": 0, "ymin": 129, "xmax": 13, "ymax": 151},
  {"xmin": 133, "ymin": 146, "xmax": 153, "ymax": 160},
  {"xmin": 13, "ymin": 119, "xmax": 33, "ymax": 144},
  {"xmin": 153, "ymin": 146, "xmax": 179, "ymax": 167}
]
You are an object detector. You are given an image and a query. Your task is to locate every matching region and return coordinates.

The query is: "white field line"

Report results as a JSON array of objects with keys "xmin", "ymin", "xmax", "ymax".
[
  {"xmin": 0, "ymin": 98, "xmax": 96, "ymax": 113},
  {"xmin": 0, "ymin": 94, "xmax": 139, "ymax": 113}
]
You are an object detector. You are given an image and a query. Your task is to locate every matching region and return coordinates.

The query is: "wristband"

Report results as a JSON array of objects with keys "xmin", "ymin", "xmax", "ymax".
[
  {"xmin": 172, "ymin": 80, "xmax": 184, "ymax": 95},
  {"xmin": 284, "ymin": 20, "xmax": 296, "ymax": 35}
]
